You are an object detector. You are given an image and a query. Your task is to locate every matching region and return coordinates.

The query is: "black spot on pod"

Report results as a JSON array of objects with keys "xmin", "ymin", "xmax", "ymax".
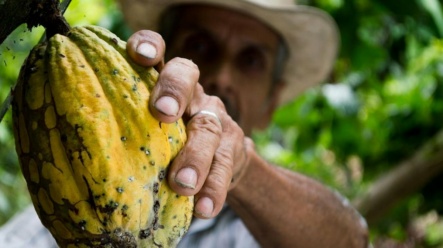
[
  {"xmin": 139, "ymin": 229, "xmax": 151, "ymax": 239},
  {"xmin": 100, "ymin": 200, "xmax": 119, "ymax": 214},
  {"xmin": 152, "ymin": 217, "xmax": 159, "ymax": 230},
  {"xmin": 158, "ymin": 170, "xmax": 166, "ymax": 181},
  {"xmin": 121, "ymin": 204, "xmax": 129, "ymax": 218},
  {"xmin": 153, "ymin": 182, "xmax": 159, "ymax": 194},
  {"xmin": 78, "ymin": 220, "xmax": 87, "ymax": 231},
  {"xmin": 153, "ymin": 200, "xmax": 160, "ymax": 214}
]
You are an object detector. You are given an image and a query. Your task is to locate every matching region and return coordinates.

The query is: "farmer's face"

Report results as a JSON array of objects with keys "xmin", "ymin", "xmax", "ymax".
[{"xmin": 166, "ymin": 5, "xmax": 284, "ymax": 135}]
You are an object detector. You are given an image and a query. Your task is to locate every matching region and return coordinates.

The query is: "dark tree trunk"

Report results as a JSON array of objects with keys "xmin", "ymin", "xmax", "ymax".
[{"xmin": 354, "ymin": 130, "xmax": 443, "ymax": 225}]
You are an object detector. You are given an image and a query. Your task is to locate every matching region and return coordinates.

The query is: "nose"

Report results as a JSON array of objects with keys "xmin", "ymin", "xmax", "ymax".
[
  {"xmin": 201, "ymin": 63, "xmax": 234, "ymax": 96},
  {"xmin": 199, "ymin": 62, "xmax": 240, "ymax": 122}
]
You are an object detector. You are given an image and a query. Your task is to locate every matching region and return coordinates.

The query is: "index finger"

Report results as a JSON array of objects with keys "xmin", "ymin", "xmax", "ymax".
[
  {"xmin": 149, "ymin": 58, "xmax": 200, "ymax": 123},
  {"xmin": 126, "ymin": 30, "xmax": 166, "ymax": 67}
]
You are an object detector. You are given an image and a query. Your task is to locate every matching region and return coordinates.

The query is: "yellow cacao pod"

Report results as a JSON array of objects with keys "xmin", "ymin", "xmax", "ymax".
[{"xmin": 12, "ymin": 25, "xmax": 193, "ymax": 247}]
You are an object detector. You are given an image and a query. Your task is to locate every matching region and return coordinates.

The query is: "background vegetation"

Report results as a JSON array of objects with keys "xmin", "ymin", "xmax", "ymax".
[{"xmin": 1, "ymin": 0, "xmax": 443, "ymax": 246}]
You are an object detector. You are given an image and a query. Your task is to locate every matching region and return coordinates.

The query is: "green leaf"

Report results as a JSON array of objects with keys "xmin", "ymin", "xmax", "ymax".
[{"xmin": 418, "ymin": 0, "xmax": 443, "ymax": 37}]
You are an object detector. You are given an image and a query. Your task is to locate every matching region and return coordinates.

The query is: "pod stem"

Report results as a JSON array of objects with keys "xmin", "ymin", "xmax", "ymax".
[{"xmin": 27, "ymin": 0, "xmax": 71, "ymax": 39}]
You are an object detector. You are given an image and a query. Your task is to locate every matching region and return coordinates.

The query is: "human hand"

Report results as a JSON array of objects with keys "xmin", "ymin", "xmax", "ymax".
[{"xmin": 127, "ymin": 30, "xmax": 254, "ymax": 219}]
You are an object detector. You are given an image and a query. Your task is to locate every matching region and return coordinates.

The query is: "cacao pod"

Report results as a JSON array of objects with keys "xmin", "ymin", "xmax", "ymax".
[{"xmin": 12, "ymin": 25, "xmax": 193, "ymax": 247}]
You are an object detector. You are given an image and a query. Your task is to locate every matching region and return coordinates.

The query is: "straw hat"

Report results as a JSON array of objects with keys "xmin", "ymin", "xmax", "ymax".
[{"xmin": 117, "ymin": 0, "xmax": 339, "ymax": 105}]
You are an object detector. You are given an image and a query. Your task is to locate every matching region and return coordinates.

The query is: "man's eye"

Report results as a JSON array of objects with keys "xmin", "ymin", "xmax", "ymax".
[
  {"xmin": 243, "ymin": 55, "xmax": 262, "ymax": 68},
  {"xmin": 189, "ymin": 40, "xmax": 208, "ymax": 53},
  {"xmin": 238, "ymin": 48, "xmax": 266, "ymax": 71},
  {"xmin": 183, "ymin": 34, "xmax": 213, "ymax": 60}
]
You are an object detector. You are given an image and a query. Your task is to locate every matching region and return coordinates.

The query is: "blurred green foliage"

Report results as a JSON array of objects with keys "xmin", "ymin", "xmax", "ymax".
[
  {"xmin": 1, "ymin": 0, "xmax": 443, "ymax": 246},
  {"xmin": 256, "ymin": 0, "xmax": 443, "ymax": 245}
]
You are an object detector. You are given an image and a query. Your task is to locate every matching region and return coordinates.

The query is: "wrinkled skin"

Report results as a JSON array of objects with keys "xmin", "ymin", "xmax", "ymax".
[{"xmin": 126, "ymin": 5, "xmax": 369, "ymax": 248}]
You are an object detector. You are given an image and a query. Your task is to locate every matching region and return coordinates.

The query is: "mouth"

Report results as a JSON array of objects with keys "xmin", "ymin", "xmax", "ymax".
[{"xmin": 218, "ymin": 95, "xmax": 240, "ymax": 124}]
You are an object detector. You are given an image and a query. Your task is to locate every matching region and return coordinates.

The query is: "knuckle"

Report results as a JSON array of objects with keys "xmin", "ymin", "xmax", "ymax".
[
  {"xmin": 167, "ymin": 57, "xmax": 200, "ymax": 78},
  {"xmin": 205, "ymin": 167, "xmax": 231, "ymax": 196},
  {"xmin": 128, "ymin": 30, "xmax": 162, "ymax": 50},
  {"xmin": 207, "ymin": 172, "xmax": 227, "ymax": 191},
  {"xmin": 171, "ymin": 57, "xmax": 199, "ymax": 70},
  {"xmin": 158, "ymin": 73, "xmax": 193, "ymax": 97},
  {"xmin": 208, "ymin": 95, "xmax": 225, "ymax": 110},
  {"xmin": 160, "ymin": 59, "xmax": 199, "ymax": 89},
  {"xmin": 160, "ymin": 74, "xmax": 187, "ymax": 93},
  {"xmin": 185, "ymin": 140, "xmax": 215, "ymax": 161},
  {"xmin": 188, "ymin": 114, "xmax": 222, "ymax": 137},
  {"xmin": 221, "ymin": 115, "xmax": 242, "ymax": 138},
  {"xmin": 244, "ymin": 137, "xmax": 256, "ymax": 150},
  {"xmin": 134, "ymin": 30, "xmax": 163, "ymax": 42},
  {"xmin": 215, "ymin": 149, "xmax": 234, "ymax": 172}
]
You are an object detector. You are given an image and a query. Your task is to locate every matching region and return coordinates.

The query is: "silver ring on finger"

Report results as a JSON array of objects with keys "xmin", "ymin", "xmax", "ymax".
[{"xmin": 192, "ymin": 110, "xmax": 222, "ymax": 127}]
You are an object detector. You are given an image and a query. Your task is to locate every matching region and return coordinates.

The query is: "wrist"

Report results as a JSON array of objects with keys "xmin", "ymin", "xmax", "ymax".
[{"xmin": 227, "ymin": 148, "xmax": 268, "ymax": 202}]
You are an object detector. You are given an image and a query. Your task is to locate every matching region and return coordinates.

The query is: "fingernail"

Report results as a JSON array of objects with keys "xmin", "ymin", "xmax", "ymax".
[
  {"xmin": 136, "ymin": 43, "xmax": 156, "ymax": 59},
  {"xmin": 155, "ymin": 96, "xmax": 179, "ymax": 116},
  {"xmin": 196, "ymin": 197, "xmax": 214, "ymax": 218},
  {"xmin": 175, "ymin": 168, "xmax": 197, "ymax": 189}
]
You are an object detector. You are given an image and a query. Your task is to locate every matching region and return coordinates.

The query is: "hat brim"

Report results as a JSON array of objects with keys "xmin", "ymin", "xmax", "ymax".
[{"xmin": 117, "ymin": 0, "xmax": 339, "ymax": 105}]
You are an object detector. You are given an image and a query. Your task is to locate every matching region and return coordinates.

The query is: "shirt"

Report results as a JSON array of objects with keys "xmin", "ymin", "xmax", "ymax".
[{"xmin": 0, "ymin": 205, "xmax": 259, "ymax": 248}]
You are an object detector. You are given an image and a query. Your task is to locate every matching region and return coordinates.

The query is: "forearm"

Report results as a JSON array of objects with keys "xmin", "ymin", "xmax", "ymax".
[{"xmin": 227, "ymin": 151, "xmax": 369, "ymax": 248}]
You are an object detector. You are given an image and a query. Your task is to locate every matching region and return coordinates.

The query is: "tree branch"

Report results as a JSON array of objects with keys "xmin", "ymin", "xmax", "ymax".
[
  {"xmin": 353, "ymin": 129, "xmax": 443, "ymax": 225},
  {"xmin": 0, "ymin": 0, "xmax": 33, "ymax": 45},
  {"xmin": 0, "ymin": 0, "xmax": 69, "ymax": 46}
]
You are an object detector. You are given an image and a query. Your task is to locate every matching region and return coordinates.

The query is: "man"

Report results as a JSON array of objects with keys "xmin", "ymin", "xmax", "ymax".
[{"xmin": 0, "ymin": 0, "xmax": 369, "ymax": 247}]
